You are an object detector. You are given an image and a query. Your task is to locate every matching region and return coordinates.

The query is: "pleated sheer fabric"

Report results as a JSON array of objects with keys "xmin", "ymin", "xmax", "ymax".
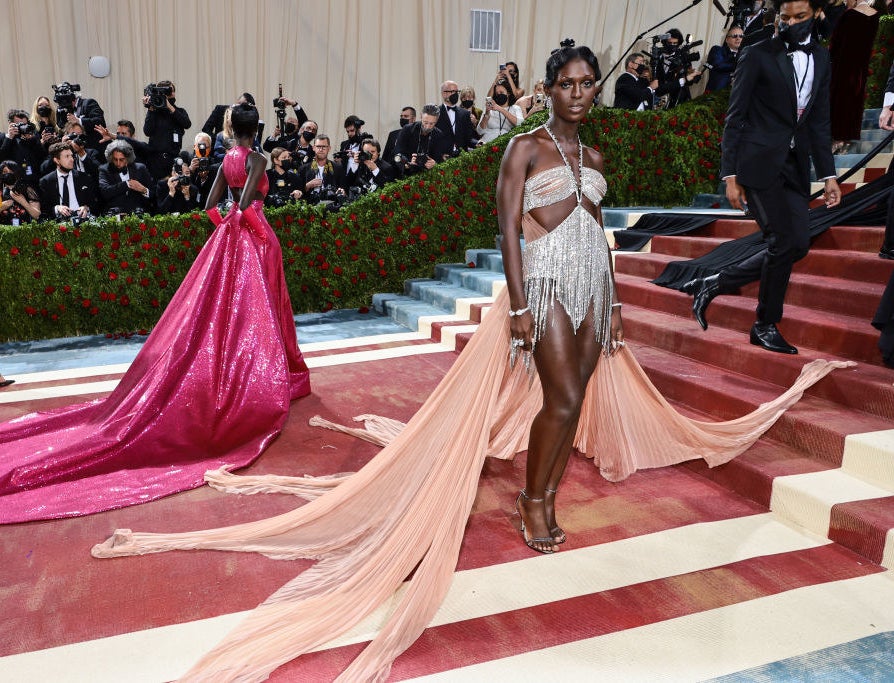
[{"xmin": 92, "ymin": 212, "xmax": 851, "ymax": 681}]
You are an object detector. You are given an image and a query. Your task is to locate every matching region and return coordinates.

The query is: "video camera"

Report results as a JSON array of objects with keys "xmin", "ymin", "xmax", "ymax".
[
  {"xmin": 144, "ymin": 83, "xmax": 173, "ymax": 109},
  {"xmin": 52, "ymin": 81, "xmax": 80, "ymax": 120},
  {"xmin": 273, "ymin": 83, "xmax": 288, "ymax": 133},
  {"xmin": 650, "ymin": 33, "xmax": 702, "ymax": 76}
]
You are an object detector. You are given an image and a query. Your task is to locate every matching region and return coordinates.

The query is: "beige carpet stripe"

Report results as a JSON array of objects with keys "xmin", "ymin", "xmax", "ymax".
[{"xmin": 0, "ymin": 514, "xmax": 828, "ymax": 683}]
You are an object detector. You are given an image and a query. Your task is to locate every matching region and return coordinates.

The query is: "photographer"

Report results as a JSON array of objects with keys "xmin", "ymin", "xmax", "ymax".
[
  {"xmin": 30, "ymin": 96, "xmax": 62, "ymax": 151},
  {"xmin": 477, "ymin": 82, "xmax": 524, "ymax": 144},
  {"xmin": 98, "ymin": 139, "xmax": 153, "ymax": 215},
  {"xmin": 299, "ymin": 134, "xmax": 347, "ymax": 205},
  {"xmin": 0, "ymin": 109, "xmax": 46, "ymax": 187},
  {"xmin": 57, "ymin": 123, "xmax": 103, "ymax": 179},
  {"xmin": 0, "ymin": 160, "xmax": 41, "ymax": 224},
  {"xmin": 155, "ymin": 153, "xmax": 200, "ymax": 215},
  {"xmin": 142, "ymin": 80, "xmax": 192, "ymax": 181},
  {"xmin": 39, "ymin": 141, "xmax": 99, "ymax": 221},
  {"xmin": 265, "ymin": 147, "xmax": 304, "ymax": 208},
  {"xmin": 651, "ymin": 29, "xmax": 703, "ymax": 109},
  {"xmin": 344, "ymin": 138, "xmax": 394, "ymax": 201},
  {"xmin": 188, "ymin": 132, "xmax": 218, "ymax": 207},
  {"xmin": 290, "ymin": 120, "xmax": 318, "ymax": 167},
  {"xmin": 394, "ymin": 104, "xmax": 450, "ymax": 176},
  {"xmin": 262, "ymin": 115, "xmax": 301, "ymax": 153},
  {"xmin": 383, "ymin": 107, "xmax": 415, "ymax": 169},
  {"xmin": 51, "ymin": 82, "xmax": 106, "ymax": 150}
]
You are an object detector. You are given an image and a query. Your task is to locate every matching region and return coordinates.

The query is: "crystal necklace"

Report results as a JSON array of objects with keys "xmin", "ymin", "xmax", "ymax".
[{"xmin": 543, "ymin": 123, "xmax": 583, "ymax": 205}]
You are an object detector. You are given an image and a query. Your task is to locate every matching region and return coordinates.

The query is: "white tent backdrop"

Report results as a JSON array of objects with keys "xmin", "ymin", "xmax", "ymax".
[{"xmin": 1, "ymin": 0, "xmax": 734, "ymax": 148}]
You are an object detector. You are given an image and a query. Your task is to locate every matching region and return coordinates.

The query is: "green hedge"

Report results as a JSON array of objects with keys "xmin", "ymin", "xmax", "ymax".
[
  {"xmin": 865, "ymin": 15, "xmax": 894, "ymax": 109},
  {"xmin": 1, "ymin": 93, "xmax": 728, "ymax": 342}
]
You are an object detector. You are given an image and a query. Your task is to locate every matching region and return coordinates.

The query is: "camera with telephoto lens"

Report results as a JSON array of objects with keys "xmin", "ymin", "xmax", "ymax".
[
  {"xmin": 171, "ymin": 158, "xmax": 190, "ymax": 187},
  {"xmin": 291, "ymin": 147, "xmax": 310, "ymax": 165},
  {"xmin": 64, "ymin": 133, "xmax": 87, "ymax": 148},
  {"xmin": 52, "ymin": 81, "xmax": 80, "ymax": 120},
  {"xmin": 144, "ymin": 83, "xmax": 173, "ymax": 109},
  {"xmin": 332, "ymin": 149, "xmax": 351, "ymax": 162}
]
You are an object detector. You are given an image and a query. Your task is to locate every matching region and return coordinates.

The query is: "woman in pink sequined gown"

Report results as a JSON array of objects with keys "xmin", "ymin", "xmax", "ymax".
[{"xmin": 0, "ymin": 103, "xmax": 310, "ymax": 523}]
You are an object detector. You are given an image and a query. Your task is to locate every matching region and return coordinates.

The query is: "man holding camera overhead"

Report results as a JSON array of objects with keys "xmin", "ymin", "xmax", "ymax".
[
  {"xmin": 143, "ymin": 80, "xmax": 191, "ymax": 181},
  {"xmin": 50, "ymin": 82, "xmax": 106, "ymax": 151}
]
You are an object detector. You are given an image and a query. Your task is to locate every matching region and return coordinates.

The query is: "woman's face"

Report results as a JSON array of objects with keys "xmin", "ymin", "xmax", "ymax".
[
  {"xmin": 494, "ymin": 84, "xmax": 509, "ymax": 99},
  {"xmin": 546, "ymin": 58, "xmax": 597, "ymax": 122},
  {"xmin": 37, "ymin": 97, "xmax": 50, "ymax": 108},
  {"xmin": 275, "ymin": 152, "xmax": 288, "ymax": 167}
]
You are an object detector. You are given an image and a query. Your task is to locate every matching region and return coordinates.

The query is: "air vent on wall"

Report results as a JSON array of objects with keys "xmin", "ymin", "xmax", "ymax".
[{"xmin": 470, "ymin": 9, "xmax": 501, "ymax": 52}]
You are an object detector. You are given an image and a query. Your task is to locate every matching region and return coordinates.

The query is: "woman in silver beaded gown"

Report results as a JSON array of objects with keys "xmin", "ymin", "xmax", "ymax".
[{"xmin": 93, "ymin": 43, "xmax": 849, "ymax": 682}]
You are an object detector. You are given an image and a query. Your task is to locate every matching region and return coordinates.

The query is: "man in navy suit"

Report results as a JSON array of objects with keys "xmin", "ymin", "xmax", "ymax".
[
  {"xmin": 38, "ymin": 141, "xmax": 99, "ymax": 220},
  {"xmin": 687, "ymin": 0, "xmax": 841, "ymax": 354},
  {"xmin": 435, "ymin": 80, "xmax": 477, "ymax": 157}
]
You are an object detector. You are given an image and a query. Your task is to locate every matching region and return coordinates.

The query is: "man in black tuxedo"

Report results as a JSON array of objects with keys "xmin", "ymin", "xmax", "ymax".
[
  {"xmin": 383, "ymin": 106, "xmax": 415, "ymax": 170},
  {"xmin": 39, "ymin": 141, "xmax": 99, "ymax": 220},
  {"xmin": 687, "ymin": 0, "xmax": 840, "ymax": 354},
  {"xmin": 436, "ymin": 81, "xmax": 477, "ymax": 156},
  {"xmin": 53, "ymin": 85, "xmax": 106, "ymax": 151},
  {"xmin": 98, "ymin": 139, "xmax": 154, "ymax": 215},
  {"xmin": 395, "ymin": 104, "xmax": 451, "ymax": 176},
  {"xmin": 613, "ymin": 54, "xmax": 682, "ymax": 110}
]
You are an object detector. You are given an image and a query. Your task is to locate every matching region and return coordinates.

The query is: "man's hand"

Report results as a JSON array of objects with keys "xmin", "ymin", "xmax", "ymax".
[
  {"xmin": 77, "ymin": 206, "xmax": 90, "ymax": 218},
  {"xmin": 306, "ymin": 177, "xmax": 323, "ymax": 191},
  {"xmin": 880, "ymin": 106, "xmax": 894, "ymax": 131},
  {"xmin": 56, "ymin": 205, "xmax": 72, "ymax": 217},
  {"xmin": 95, "ymin": 124, "xmax": 113, "ymax": 143},
  {"xmin": 823, "ymin": 178, "xmax": 841, "ymax": 208},
  {"xmin": 725, "ymin": 176, "xmax": 747, "ymax": 211},
  {"xmin": 127, "ymin": 179, "xmax": 147, "ymax": 194},
  {"xmin": 424, "ymin": 157, "xmax": 436, "ymax": 170},
  {"xmin": 167, "ymin": 176, "xmax": 179, "ymax": 196},
  {"xmin": 7, "ymin": 123, "xmax": 18, "ymax": 138}
]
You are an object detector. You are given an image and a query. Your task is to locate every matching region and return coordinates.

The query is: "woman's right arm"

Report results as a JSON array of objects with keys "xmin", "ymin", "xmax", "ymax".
[{"xmin": 496, "ymin": 134, "xmax": 534, "ymax": 344}]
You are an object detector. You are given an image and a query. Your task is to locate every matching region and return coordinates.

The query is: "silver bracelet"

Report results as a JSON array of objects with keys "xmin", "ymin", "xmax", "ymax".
[{"xmin": 508, "ymin": 306, "xmax": 530, "ymax": 317}]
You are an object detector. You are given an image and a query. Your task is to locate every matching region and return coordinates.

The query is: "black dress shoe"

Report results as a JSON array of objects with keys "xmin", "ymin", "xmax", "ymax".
[
  {"xmin": 879, "ymin": 246, "xmax": 894, "ymax": 260},
  {"xmin": 0, "ymin": 379, "xmax": 14, "ymax": 388},
  {"xmin": 750, "ymin": 322, "xmax": 798, "ymax": 354},
  {"xmin": 691, "ymin": 274, "xmax": 720, "ymax": 331}
]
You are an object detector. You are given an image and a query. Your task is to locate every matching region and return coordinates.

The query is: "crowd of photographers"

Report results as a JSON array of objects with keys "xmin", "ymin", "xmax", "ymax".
[{"xmin": 0, "ymin": 65, "xmax": 542, "ymax": 224}]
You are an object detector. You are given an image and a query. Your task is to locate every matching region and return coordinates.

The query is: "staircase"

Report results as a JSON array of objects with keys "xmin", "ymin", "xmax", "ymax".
[{"xmin": 371, "ymin": 206, "xmax": 894, "ymax": 569}]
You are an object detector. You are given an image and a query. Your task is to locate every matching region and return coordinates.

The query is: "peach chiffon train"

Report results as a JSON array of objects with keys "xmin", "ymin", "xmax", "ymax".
[{"xmin": 92, "ymin": 213, "xmax": 852, "ymax": 682}]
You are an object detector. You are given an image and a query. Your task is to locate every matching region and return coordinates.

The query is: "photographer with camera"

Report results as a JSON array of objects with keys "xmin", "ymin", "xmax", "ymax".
[
  {"xmin": 51, "ymin": 82, "xmax": 105, "ymax": 150},
  {"xmin": 30, "ymin": 96, "xmax": 62, "ymax": 152},
  {"xmin": 142, "ymin": 80, "xmax": 192, "ymax": 181},
  {"xmin": 265, "ymin": 147, "xmax": 304, "ymax": 208},
  {"xmin": 289, "ymin": 120, "xmax": 318, "ymax": 167},
  {"xmin": 705, "ymin": 25, "xmax": 744, "ymax": 93},
  {"xmin": 335, "ymin": 115, "xmax": 372, "ymax": 178},
  {"xmin": 155, "ymin": 153, "xmax": 200, "ymax": 215},
  {"xmin": 263, "ymin": 114, "xmax": 302, "ymax": 153},
  {"xmin": 99, "ymin": 139, "xmax": 154, "ymax": 215},
  {"xmin": 0, "ymin": 110, "xmax": 46, "ymax": 187},
  {"xmin": 299, "ymin": 134, "xmax": 347, "ymax": 205},
  {"xmin": 651, "ymin": 29, "xmax": 703, "ymax": 109},
  {"xmin": 383, "ymin": 107, "xmax": 415, "ymax": 169},
  {"xmin": 477, "ymin": 82, "xmax": 524, "ymax": 144},
  {"xmin": 0, "ymin": 160, "xmax": 41, "ymax": 224},
  {"xmin": 394, "ymin": 104, "xmax": 450, "ymax": 176},
  {"xmin": 39, "ymin": 141, "xmax": 98, "ymax": 221},
  {"xmin": 187, "ymin": 132, "xmax": 219, "ymax": 208},
  {"xmin": 344, "ymin": 138, "xmax": 394, "ymax": 200}
]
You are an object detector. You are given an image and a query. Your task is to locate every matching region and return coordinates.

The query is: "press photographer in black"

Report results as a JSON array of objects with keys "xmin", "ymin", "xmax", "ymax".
[
  {"xmin": 51, "ymin": 82, "xmax": 106, "ymax": 150},
  {"xmin": 0, "ymin": 109, "xmax": 45, "ymax": 187},
  {"xmin": 651, "ymin": 29, "xmax": 703, "ymax": 109},
  {"xmin": 155, "ymin": 153, "xmax": 200, "ymax": 215},
  {"xmin": 142, "ymin": 80, "xmax": 192, "ymax": 181},
  {"xmin": 299, "ymin": 134, "xmax": 347, "ymax": 206},
  {"xmin": 187, "ymin": 132, "xmax": 218, "ymax": 208},
  {"xmin": 394, "ymin": 104, "xmax": 451, "ymax": 177},
  {"xmin": 265, "ymin": 146, "xmax": 304, "ymax": 208},
  {"xmin": 344, "ymin": 138, "xmax": 394, "ymax": 201}
]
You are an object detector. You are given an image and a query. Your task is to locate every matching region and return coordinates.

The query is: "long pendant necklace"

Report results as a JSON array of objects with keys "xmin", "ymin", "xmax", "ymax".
[{"xmin": 543, "ymin": 123, "xmax": 583, "ymax": 205}]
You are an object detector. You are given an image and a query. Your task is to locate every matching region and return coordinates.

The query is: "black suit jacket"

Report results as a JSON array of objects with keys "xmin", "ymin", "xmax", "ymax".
[
  {"xmin": 98, "ymin": 162, "xmax": 155, "ymax": 214},
  {"xmin": 383, "ymin": 128, "xmax": 402, "ymax": 165},
  {"xmin": 73, "ymin": 97, "xmax": 106, "ymax": 149},
  {"xmin": 720, "ymin": 37, "xmax": 835, "ymax": 192},
  {"xmin": 436, "ymin": 105, "xmax": 476, "ymax": 154},
  {"xmin": 394, "ymin": 123, "xmax": 451, "ymax": 167},
  {"xmin": 38, "ymin": 169, "xmax": 99, "ymax": 219},
  {"xmin": 613, "ymin": 72, "xmax": 653, "ymax": 110}
]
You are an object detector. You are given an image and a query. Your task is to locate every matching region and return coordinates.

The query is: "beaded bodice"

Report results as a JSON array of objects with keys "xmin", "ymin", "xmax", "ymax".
[{"xmin": 523, "ymin": 165, "xmax": 607, "ymax": 214}]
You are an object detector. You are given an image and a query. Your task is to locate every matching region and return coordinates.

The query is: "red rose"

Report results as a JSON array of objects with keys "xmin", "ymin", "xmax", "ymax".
[{"xmin": 9, "ymin": 246, "xmax": 19, "ymax": 256}]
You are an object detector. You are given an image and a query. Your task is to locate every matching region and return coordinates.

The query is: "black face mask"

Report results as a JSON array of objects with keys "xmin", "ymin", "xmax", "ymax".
[
  {"xmin": 635, "ymin": 64, "xmax": 647, "ymax": 75},
  {"xmin": 399, "ymin": 117, "xmax": 411, "ymax": 127},
  {"xmin": 446, "ymin": 92, "xmax": 459, "ymax": 105},
  {"xmin": 37, "ymin": 106, "xmax": 52, "ymax": 117},
  {"xmin": 280, "ymin": 159, "xmax": 292, "ymax": 171},
  {"xmin": 302, "ymin": 130, "xmax": 315, "ymax": 142},
  {"xmin": 492, "ymin": 93, "xmax": 509, "ymax": 106},
  {"xmin": 461, "ymin": 99, "xmax": 474, "ymax": 108},
  {"xmin": 1, "ymin": 174, "xmax": 15, "ymax": 185},
  {"xmin": 664, "ymin": 43, "xmax": 677, "ymax": 54},
  {"xmin": 778, "ymin": 17, "xmax": 814, "ymax": 50},
  {"xmin": 285, "ymin": 123, "xmax": 297, "ymax": 135}
]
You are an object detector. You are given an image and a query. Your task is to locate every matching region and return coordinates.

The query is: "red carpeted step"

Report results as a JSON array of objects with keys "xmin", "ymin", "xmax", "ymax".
[
  {"xmin": 614, "ymin": 250, "xmax": 677, "ymax": 280},
  {"xmin": 615, "ymin": 273, "xmax": 886, "ymax": 365},
  {"xmin": 798, "ymin": 247, "xmax": 894, "ymax": 282},
  {"xmin": 682, "ymin": 439, "xmax": 836, "ymax": 508},
  {"xmin": 650, "ymin": 234, "xmax": 728, "ymax": 259},
  {"xmin": 864, "ymin": 167, "xmax": 886, "ymax": 182},
  {"xmin": 812, "ymin": 225, "xmax": 886, "ymax": 252},
  {"xmin": 615, "ymin": 298, "xmax": 894, "ymax": 420},
  {"xmin": 627, "ymin": 342, "xmax": 890, "ymax": 466},
  {"xmin": 829, "ymin": 496, "xmax": 894, "ymax": 565},
  {"xmin": 699, "ymin": 218, "xmax": 759, "ymax": 239}
]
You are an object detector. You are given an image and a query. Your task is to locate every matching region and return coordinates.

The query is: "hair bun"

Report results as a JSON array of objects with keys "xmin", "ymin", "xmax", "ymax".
[{"xmin": 560, "ymin": 38, "xmax": 576, "ymax": 49}]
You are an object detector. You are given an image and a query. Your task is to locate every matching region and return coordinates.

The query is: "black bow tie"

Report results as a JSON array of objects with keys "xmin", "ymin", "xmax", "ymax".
[
  {"xmin": 787, "ymin": 41, "xmax": 814, "ymax": 55},
  {"xmin": 447, "ymin": 106, "xmax": 456, "ymax": 111}
]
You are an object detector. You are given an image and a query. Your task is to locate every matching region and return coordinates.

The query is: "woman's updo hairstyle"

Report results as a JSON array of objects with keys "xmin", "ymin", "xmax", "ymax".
[
  {"xmin": 230, "ymin": 102, "xmax": 260, "ymax": 137},
  {"xmin": 544, "ymin": 39, "xmax": 601, "ymax": 87}
]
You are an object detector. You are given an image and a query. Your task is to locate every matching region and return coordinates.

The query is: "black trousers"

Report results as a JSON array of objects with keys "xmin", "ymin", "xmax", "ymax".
[{"xmin": 719, "ymin": 151, "xmax": 810, "ymax": 324}]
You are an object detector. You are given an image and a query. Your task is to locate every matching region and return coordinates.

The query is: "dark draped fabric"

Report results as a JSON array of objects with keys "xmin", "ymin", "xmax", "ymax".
[
  {"xmin": 873, "ymin": 269, "xmax": 894, "ymax": 367},
  {"xmin": 613, "ymin": 213, "xmax": 728, "ymax": 252},
  {"xmin": 829, "ymin": 10, "xmax": 880, "ymax": 142},
  {"xmin": 651, "ymin": 171, "xmax": 894, "ymax": 290}
]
